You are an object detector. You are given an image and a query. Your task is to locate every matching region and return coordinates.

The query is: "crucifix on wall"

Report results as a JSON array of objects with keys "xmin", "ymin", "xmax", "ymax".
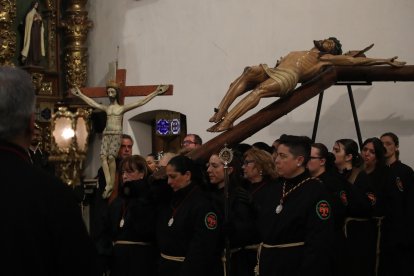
[{"xmin": 70, "ymin": 68, "xmax": 173, "ymax": 199}]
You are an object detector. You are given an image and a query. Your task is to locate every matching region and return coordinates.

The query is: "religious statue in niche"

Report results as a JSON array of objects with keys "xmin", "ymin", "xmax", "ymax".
[
  {"xmin": 21, "ymin": 1, "xmax": 45, "ymax": 66},
  {"xmin": 208, "ymin": 37, "xmax": 406, "ymax": 132},
  {"xmin": 71, "ymin": 81, "xmax": 169, "ymax": 198}
]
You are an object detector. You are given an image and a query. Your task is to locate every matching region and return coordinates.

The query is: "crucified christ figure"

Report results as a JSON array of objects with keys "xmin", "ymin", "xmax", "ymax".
[
  {"xmin": 71, "ymin": 82, "xmax": 169, "ymax": 198},
  {"xmin": 208, "ymin": 37, "xmax": 405, "ymax": 132}
]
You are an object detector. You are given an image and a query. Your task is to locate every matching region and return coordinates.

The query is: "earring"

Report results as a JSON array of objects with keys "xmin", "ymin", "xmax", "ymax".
[
  {"xmin": 260, "ymin": 170, "xmax": 263, "ymax": 176},
  {"xmin": 297, "ymin": 163, "xmax": 300, "ymax": 167}
]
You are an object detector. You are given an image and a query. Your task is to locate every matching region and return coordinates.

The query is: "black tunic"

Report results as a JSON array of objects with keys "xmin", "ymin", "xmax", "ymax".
[
  {"xmin": 340, "ymin": 169, "xmax": 377, "ymax": 276},
  {"xmin": 256, "ymin": 171, "xmax": 334, "ymax": 276},
  {"xmin": 388, "ymin": 160, "xmax": 414, "ymax": 245},
  {"xmin": 0, "ymin": 140, "xmax": 98, "ymax": 275},
  {"xmin": 317, "ymin": 171, "xmax": 348, "ymax": 276},
  {"xmin": 368, "ymin": 165, "xmax": 405, "ymax": 276},
  {"xmin": 89, "ymin": 161, "xmax": 122, "ymax": 275},
  {"xmin": 229, "ymin": 178, "xmax": 277, "ymax": 276},
  {"xmin": 101, "ymin": 179, "xmax": 158, "ymax": 276},
  {"xmin": 28, "ymin": 147, "xmax": 54, "ymax": 175},
  {"xmin": 211, "ymin": 184, "xmax": 258, "ymax": 276},
  {"xmin": 387, "ymin": 160, "xmax": 414, "ymax": 276},
  {"xmin": 156, "ymin": 183, "xmax": 221, "ymax": 276}
]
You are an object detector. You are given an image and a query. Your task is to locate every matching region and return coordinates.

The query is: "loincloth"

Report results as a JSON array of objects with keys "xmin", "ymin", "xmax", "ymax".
[
  {"xmin": 101, "ymin": 133, "xmax": 122, "ymax": 157},
  {"xmin": 261, "ymin": 64, "xmax": 299, "ymax": 96}
]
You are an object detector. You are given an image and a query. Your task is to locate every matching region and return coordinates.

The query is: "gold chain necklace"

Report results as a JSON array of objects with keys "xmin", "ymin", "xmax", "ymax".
[{"xmin": 275, "ymin": 177, "xmax": 312, "ymax": 214}]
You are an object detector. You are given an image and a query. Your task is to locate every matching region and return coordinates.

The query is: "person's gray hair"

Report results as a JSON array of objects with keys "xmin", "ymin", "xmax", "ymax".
[{"xmin": 0, "ymin": 67, "xmax": 35, "ymax": 141}]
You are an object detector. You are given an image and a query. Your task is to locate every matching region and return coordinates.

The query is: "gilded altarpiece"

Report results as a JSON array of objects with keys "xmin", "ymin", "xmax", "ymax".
[{"xmin": 0, "ymin": 0, "xmax": 93, "ymax": 151}]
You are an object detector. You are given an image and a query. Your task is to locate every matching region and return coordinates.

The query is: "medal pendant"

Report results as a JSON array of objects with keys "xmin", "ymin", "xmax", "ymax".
[
  {"xmin": 168, "ymin": 217, "xmax": 174, "ymax": 227},
  {"xmin": 119, "ymin": 218, "xmax": 125, "ymax": 228},
  {"xmin": 275, "ymin": 204, "xmax": 283, "ymax": 214}
]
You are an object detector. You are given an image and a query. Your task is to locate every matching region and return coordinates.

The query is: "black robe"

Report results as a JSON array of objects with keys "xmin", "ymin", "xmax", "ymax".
[
  {"xmin": 0, "ymin": 140, "xmax": 98, "ymax": 275},
  {"xmin": 101, "ymin": 179, "xmax": 158, "ymax": 276},
  {"xmin": 256, "ymin": 171, "xmax": 334, "ymax": 276},
  {"xmin": 156, "ymin": 184, "xmax": 221, "ymax": 276}
]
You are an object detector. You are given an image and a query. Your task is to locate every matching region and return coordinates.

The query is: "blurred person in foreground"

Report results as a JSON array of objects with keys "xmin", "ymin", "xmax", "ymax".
[{"xmin": 0, "ymin": 66, "xmax": 98, "ymax": 275}]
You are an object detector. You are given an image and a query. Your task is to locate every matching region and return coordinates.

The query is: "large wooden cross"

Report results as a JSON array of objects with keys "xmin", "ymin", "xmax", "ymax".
[{"xmin": 78, "ymin": 68, "xmax": 173, "ymax": 103}]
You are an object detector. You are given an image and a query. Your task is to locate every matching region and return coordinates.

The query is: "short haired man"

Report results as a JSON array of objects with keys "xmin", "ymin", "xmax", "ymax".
[
  {"xmin": 28, "ymin": 122, "xmax": 54, "ymax": 174},
  {"xmin": 182, "ymin": 133, "xmax": 202, "ymax": 150},
  {"xmin": 28, "ymin": 122, "xmax": 43, "ymax": 164},
  {"xmin": 109, "ymin": 133, "xmax": 134, "ymax": 201},
  {"xmin": 118, "ymin": 134, "xmax": 133, "ymax": 159},
  {"xmin": 0, "ymin": 66, "xmax": 97, "ymax": 275}
]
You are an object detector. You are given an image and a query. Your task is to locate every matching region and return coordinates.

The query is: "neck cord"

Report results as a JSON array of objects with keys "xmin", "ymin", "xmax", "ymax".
[
  {"xmin": 168, "ymin": 185, "xmax": 197, "ymax": 227},
  {"xmin": 275, "ymin": 177, "xmax": 312, "ymax": 214}
]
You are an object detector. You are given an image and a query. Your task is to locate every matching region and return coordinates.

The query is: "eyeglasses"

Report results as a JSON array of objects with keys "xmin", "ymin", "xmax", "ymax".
[
  {"xmin": 181, "ymin": 140, "xmax": 197, "ymax": 146},
  {"xmin": 243, "ymin": 159, "xmax": 255, "ymax": 166}
]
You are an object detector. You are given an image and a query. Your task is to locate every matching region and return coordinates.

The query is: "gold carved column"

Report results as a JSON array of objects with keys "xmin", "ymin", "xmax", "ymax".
[
  {"xmin": 0, "ymin": 0, "xmax": 17, "ymax": 66},
  {"xmin": 43, "ymin": 0, "xmax": 58, "ymax": 71},
  {"xmin": 60, "ymin": 0, "xmax": 93, "ymax": 89}
]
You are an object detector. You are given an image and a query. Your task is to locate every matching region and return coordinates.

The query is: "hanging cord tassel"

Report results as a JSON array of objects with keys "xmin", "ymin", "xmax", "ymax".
[
  {"xmin": 221, "ymin": 249, "xmax": 227, "ymax": 276},
  {"xmin": 374, "ymin": 216, "xmax": 384, "ymax": 276},
  {"xmin": 254, "ymin": 242, "xmax": 263, "ymax": 276}
]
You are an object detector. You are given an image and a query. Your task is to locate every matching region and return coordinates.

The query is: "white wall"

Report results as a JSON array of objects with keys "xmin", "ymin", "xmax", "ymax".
[{"xmin": 84, "ymin": 0, "xmax": 414, "ymax": 173}]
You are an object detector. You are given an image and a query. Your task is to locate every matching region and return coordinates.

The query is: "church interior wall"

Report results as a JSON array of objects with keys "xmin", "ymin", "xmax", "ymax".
[
  {"xmin": 83, "ymin": 0, "xmax": 414, "ymax": 176},
  {"xmin": 128, "ymin": 120, "xmax": 152, "ymax": 156}
]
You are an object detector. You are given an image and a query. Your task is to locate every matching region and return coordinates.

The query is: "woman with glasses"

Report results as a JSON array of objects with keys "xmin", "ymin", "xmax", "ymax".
[
  {"xmin": 307, "ymin": 143, "xmax": 349, "ymax": 276},
  {"xmin": 308, "ymin": 143, "xmax": 348, "ymax": 223},
  {"xmin": 207, "ymin": 150, "xmax": 257, "ymax": 276},
  {"xmin": 101, "ymin": 155, "xmax": 158, "ymax": 276},
  {"xmin": 243, "ymin": 147, "xmax": 278, "ymax": 195},
  {"xmin": 156, "ymin": 155, "xmax": 221, "ymax": 276},
  {"xmin": 243, "ymin": 147, "xmax": 279, "ymax": 262},
  {"xmin": 256, "ymin": 135, "xmax": 334, "ymax": 276}
]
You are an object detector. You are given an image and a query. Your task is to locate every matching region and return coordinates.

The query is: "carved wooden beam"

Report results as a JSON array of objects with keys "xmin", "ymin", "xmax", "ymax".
[
  {"xmin": 335, "ymin": 65, "xmax": 414, "ymax": 82},
  {"xmin": 188, "ymin": 67, "xmax": 338, "ymax": 161}
]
